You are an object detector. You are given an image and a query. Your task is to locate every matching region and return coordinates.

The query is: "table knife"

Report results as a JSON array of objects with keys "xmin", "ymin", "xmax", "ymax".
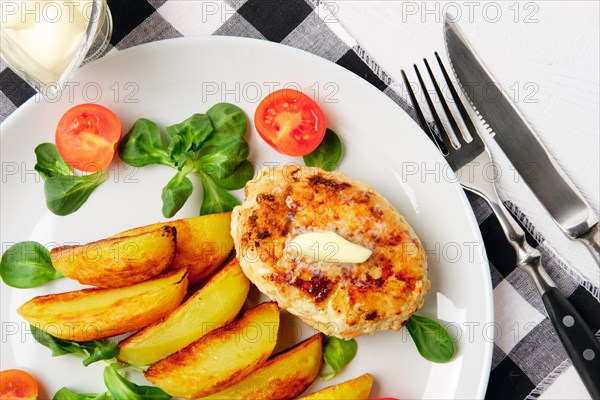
[{"xmin": 443, "ymin": 17, "xmax": 600, "ymax": 266}]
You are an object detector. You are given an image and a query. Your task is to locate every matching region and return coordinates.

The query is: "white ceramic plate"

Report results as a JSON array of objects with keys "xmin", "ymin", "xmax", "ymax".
[{"xmin": 0, "ymin": 37, "xmax": 493, "ymax": 399}]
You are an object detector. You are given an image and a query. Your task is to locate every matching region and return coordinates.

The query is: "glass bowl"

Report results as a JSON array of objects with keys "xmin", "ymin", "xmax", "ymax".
[{"xmin": 0, "ymin": 0, "xmax": 112, "ymax": 97}]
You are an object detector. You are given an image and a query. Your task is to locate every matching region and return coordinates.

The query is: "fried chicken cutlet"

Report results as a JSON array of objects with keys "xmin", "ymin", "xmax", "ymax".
[{"xmin": 231, "ymin": 166, "xmax": 429, "ymax": 338}]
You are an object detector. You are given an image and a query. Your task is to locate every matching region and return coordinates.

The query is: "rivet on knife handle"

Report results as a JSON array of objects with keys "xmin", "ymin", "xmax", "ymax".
[{"xmin": 541, "ymin": 286, "xmax": 600, "ymax": 400}]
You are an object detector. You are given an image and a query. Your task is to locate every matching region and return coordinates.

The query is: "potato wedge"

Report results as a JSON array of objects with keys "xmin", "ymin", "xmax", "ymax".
[
  {"xmin": 118, "ymin": 258, "xmax": 250, "ymax": 365},
  {"xmin": 201, "ymin": 334, "xmax": 323, "ymax": 400},
  {"xmin": 300, "ymin": 373, "xmax": 374, "ymax": 400},
  {"xmin": 114, "ymin": 213, "xmax": 233, "ymax": 286},
  {"xmin": 145, "ymin": 302, "xmax": 280, "ymax": 398},
  {"xmin": 51, "ymin": 226, "xmax": 176, "ymax": 288},
  {"xmin": 18, "ymin": 268, "xmax": 187, "ymax": 341}
]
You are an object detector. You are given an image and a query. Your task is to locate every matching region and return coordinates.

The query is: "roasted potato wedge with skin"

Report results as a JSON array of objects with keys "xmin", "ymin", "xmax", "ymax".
[
  {"xmin": 114, "ymin": 213, "xmax": 233, "ymax": 286},
  {"xmin": 145, "ymin": 302, "xmax": 280, "ymax": 399},
  {"xmin": 300, "ymin": 373, "xmax": 374, "ymax": 400},
  {"xmin": 201, "ymin": 333, "xmax": 323, "ymax": 400},
  {"xmin": 18, "ymin": 268, "xmax": 187, "ymax": 341},
  {"xmin": 51, "ymin": 226, "xmax": 176, "ymax": 288},
  {"xmin": 118, "ymin": 258, "xmax": 250, "ymax": 366}
]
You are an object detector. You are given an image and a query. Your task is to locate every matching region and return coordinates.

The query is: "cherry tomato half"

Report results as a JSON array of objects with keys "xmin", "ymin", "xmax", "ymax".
[
  {"xmin": 254, "ymin": 89, "xmax": 326, "ymax": 156},
  {"xmin": 55, "ymin": 103, "xmax": 122, "ymax": 172},
  {"xmin": 0, "ymin": 369, "xmax": 38, "ymax": 400}
]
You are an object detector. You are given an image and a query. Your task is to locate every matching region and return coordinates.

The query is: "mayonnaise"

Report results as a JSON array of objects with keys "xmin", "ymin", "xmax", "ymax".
[
  {"xmin": 0, "ymin": 0, "xmax": 93, "ymax": 85},
  {"xmin": 287, "ymin": 231, "xmax": 372, "ymax": 264}
]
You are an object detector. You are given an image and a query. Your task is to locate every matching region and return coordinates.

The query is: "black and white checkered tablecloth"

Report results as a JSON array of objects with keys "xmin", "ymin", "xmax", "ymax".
[{"xmin": 1, "ymin": 1, "xmax": 598, "ymax": 399}]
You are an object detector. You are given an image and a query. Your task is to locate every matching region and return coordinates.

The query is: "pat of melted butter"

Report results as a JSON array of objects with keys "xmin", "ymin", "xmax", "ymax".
[{"xmin": 288, "ymin": 231, "xmax": 372, "ymax": 263}]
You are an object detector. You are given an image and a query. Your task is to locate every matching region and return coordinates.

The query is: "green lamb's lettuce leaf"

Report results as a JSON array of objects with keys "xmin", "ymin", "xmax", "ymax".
[
  {"xmin": 53, "ymin": 387, "xmax": 113, "ymax": 400},
  {"xmin": 44, "ymin": 172, "xmax": 108, "ymax": 216},
  {"xmin": 210, "ymin": 159, "xmax": 255, "ymax": 190},
  {"xmin": 118, "ymin": 103, "xmax": 253, "ymax": 218},
  {"xmin": 205, "ymin": 102, "xmax": 247, "ymax": 138},
  {"xmin": 303, "ymin": 129, "xmax": 342, "ymax": 171},
  {"xmin": 118, "ymin": 118, "xmax": 174, "ymax": 167},
  {"xmin": 166, "ymin": 113, "xmax": 213, "ymax": 156},
  {"xmin": 53, "ymin": 365, "xmax": 171, "ymax": 400},
  {"xmin": 199, "ymin": 173, "xmax": 241, "ymax": 216},
  {"xmin": 34, "ymin": 143, "xmax": 109, "ymax": 216},
  {"xmin": 104, "ymin": 365, "xmax": 172, "ymax": 400},
  {"xmin": 0, "ymin": 241, "xmax": 62, "ymax": 288},
  {"xmin": 406, "ymin": 315, "xmax": 455, "ymax": 363},
  {"xmin": 197, "ymin": 136, "xmax": 249, "ymax": 180},
  {"xmin": 320, "ymin": 336, "xmax": 358, "ymax": 380},
  {"xmin": 82, "ymin": 342, "xmax": 120, "ymax": 367},
  {"xmin": 161, "ymin": 171, "xmax": 194, "ymax": 218},
  {"xmin": 31, "ymin": 325, "xmax": 119, "ymax": 366},
  {"xmin": 34, "ymin": 143, "xmax": 73, "ymax": 179}
]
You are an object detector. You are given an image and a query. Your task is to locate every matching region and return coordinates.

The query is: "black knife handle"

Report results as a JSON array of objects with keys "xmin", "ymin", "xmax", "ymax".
[
  {"xmin": 542, "ymin": 287, "xmax": 600, "ymax": 399},
  {"xmin": 580, "ymin": 223, "xmax": 600, "ymax": 265}
]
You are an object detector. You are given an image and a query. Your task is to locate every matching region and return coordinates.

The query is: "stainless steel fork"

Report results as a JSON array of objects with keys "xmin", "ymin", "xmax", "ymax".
[{"xmin": 402, "ymin": 53, "xmax": 600, "ymax": 398}]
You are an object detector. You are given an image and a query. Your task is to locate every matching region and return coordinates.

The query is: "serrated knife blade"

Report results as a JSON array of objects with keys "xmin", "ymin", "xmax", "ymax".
[{"xmin": 444, "ymin": 17, "xmax": 599, "ymax": 265}]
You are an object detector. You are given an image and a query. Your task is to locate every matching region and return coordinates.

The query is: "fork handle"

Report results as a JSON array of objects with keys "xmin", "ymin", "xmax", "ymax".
[{"xmin": 541, "ymin": 286, "xmax": 600, "ymax": 399}]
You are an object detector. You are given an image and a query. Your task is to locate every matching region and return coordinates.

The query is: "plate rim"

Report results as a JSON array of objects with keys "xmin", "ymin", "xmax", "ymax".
[{"xmin": 1, "ymin": 35, "xmax": 494, "ymax": 399}]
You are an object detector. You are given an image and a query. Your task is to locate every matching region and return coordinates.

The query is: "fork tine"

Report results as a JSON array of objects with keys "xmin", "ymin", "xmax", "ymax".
[
  {"xmin": 434, "ymin": 52, "xmax": 481, "ymax": 145},
  {"xmin": 401, "ymin": 70, "xmax": 430, "ymax": 133},
  {"xmin": 423, "ymin": 58, "xmax": 465, "ymax": 147},
  {"xmin": 414, "ymin": 64, "xmax": 453, "ymax": 153},
  {"xmin": 401, "ymin": 69, "xmax": 447, "ymax": 153}
]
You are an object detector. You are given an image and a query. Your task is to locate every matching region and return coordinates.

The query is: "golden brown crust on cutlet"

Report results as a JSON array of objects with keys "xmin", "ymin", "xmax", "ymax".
[{"xmin": 231, "ymin": 165, "xmax": 429, "ymax": 338}]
